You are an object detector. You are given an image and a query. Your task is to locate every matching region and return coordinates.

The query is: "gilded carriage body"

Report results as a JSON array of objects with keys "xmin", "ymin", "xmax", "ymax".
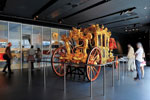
[{"xmin": 51, "ymin": 24, "xmax": 118, "ymax": 81}]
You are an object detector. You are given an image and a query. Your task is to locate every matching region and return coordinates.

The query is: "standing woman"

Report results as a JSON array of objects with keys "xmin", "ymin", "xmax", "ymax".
[
  {"xmin": 127, "ymin": 44, "xmax": 136, "ymax": 71},
  {"xmin": 141, "ymin": 51, "xmax": 146, "ymax": 79},
  {"xmin": 134, "ymin": 42, "xmax": 144, "ymax": 80},
  {"xmin": 28, "ymin": 45, "xmax": 35, "ymax": 70},
  {"xmin": 36, "ymin": 48, "xmax": 42, "ymax": 69}
]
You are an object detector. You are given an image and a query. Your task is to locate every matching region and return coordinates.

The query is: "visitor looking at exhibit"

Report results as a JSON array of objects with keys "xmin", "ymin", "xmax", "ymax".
[
  {"xmin": 134, "ymin": 42, "xmax": 144, "ymax": 80},
  {"xmin": 127, "ymin": 44, "xmax": 136, "ymax": 72}
]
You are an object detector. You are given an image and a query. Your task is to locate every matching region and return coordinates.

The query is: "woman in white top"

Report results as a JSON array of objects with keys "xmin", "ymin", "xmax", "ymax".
[{"xmin": 134, "ymin": 42, "xmax": 144, "ymax": 80}]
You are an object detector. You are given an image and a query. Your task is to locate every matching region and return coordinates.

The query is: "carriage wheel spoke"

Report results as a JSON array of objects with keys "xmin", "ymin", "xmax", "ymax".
[
  {"xmin": 52, "ymin": 48, "xmax": 67, "ymax": 76},
  {"xmin": 55, "ymin": 65, "xmax": 61, "ymax": 71},
  {"xmin": 94, "ymin": 50, "xmax": 99, "ymax": 58},
  {"xmin": 93, "ymin": 67, "xmax": 98, "ymax": 73},
  {"xmin": 92, "ymin": 49, "xmax": 97, "ymax": 57},
  {"xmin": 87, "ymin": 48, "xmax": 101, "ymax": 81},
  {"xmin": 92, "ymin": 67, "xmax": 96, "ymax": 77},
  {"xmin": 93, "ymin": 54, "xmax": 98, "ymax": 61},
  {"xmin": 60, "ymin": 66, "xmax": 64, "ymax": 73}
]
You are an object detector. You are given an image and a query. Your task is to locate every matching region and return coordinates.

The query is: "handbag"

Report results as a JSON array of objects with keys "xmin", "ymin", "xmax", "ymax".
[{"xmin": 3, "ymin": 53, "xmax": 9, "ymax": 60}]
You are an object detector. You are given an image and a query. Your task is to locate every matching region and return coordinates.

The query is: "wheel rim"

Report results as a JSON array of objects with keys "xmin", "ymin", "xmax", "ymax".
[
  {"xmin": 86, "ymin": 47, "xmax": 101, "ymax": 81},
  {"xmin": 52, "ymin": 47, "xmax": 66, "ymax": 76}
]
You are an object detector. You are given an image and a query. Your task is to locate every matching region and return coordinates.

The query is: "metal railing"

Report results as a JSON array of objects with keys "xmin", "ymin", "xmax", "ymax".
[{"xmin": 27, "ymin": 57, "xmax": 128, "ymax": 98}]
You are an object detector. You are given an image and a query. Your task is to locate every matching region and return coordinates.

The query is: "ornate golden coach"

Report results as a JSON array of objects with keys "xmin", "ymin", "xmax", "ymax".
[{"xmin": 51, "ymin": 24, "xmax": 118, "ymax": 81}]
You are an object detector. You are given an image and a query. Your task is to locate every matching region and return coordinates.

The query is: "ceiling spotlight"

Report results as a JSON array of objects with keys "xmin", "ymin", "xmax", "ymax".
[
  {"xmin": 33, "ymin": 15, "xmax": 38, "ymax": 20},
  {"xmin": 58, "ymin": 19, "xmax": 63, "ymax": 24},
  {"xmin": 120, "ymin": 8, "xmax": 135, "ymax": 16},
  {"xmin": 125, "ymin": 10, "xmax": 131, "ymax": 14},
  {"xmin": 120, "ymin": 12, "xmax": 124, "ymax": 15},
  {"xmin": 132, "ymin": 29, "xmax": 135, "ymax": 31},
  {"xmin": 144, "ymin": 6, "xmax": 147, "ymax": 9},
  {"xmin": 33, "ymin": 17, "xmax": 36, "ymax": 20},
  {"xmin": 59, "ymin": 20, "xmax": 62, "ymax": 24},
  {"xmin": 125, "ymin": 30, "xmax": 128, "ymax": 32},
  {"xmin": 136, "ymin": 28, "xmax": 139, "ymax": 31}
]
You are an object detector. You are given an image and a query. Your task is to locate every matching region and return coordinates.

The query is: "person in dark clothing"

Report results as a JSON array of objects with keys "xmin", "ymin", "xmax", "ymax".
[{"xmin": 2, "ymin": 42, "xmax": 13, "ymax": 74}]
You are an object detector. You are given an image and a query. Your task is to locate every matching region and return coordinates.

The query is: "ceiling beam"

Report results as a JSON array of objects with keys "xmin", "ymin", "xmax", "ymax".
[
  {"xmin": 62, "ymin": 0, "xmax": 111, "ymax": 20},
  {"xmin": 32, "ymin": 0, "xmax": 58, "ymax": 18},
  {"xmin": 78, "ymin": 7, "xmax": 136, "ymax": 25},
  {"xmin": 109, "ymin": 23, "xmax": 140, "ymax": 29},
  {"xmin": 0, "ymin": 14, "xmax": 72, "ymax": 29},
  {"xmin": 103, "ymin": 16, "xmax": 139, "ymax": 25}
]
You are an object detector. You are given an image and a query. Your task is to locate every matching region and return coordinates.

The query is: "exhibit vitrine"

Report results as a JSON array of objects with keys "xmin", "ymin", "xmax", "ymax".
[{"xmin": 0, "ymin": 20, "xmax": 69, "ymax": 69}]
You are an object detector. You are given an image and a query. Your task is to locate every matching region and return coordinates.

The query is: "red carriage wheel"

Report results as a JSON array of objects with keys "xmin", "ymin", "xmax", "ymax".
[
  {"xmin": 51, "ymin": 47, "xmax": 66, "ymax": 76},
  {"xmin": 86, "ymin": 47, "xmax": 101, "ymax": 81},
  {"xmin": 115, "ymin": 56, "xmax": 119, "ymax": 69}
]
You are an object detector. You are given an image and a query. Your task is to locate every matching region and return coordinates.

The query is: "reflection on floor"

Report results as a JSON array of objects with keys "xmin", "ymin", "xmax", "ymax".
[{"xmin": 0, "ymin": 63, "xmax": 150, "ymax": 100}]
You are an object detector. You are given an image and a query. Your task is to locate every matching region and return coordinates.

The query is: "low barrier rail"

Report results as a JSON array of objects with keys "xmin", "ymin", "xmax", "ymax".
[{"xmin": 27, "ymin": 57, "xmax": 128, "ymax": 98}]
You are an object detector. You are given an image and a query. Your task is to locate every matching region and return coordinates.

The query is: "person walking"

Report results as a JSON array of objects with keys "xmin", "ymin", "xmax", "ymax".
[
  {"xmin": 2, "ymin": 42, "xmax": 13, "ymax": 74},
  {"xmin": 28, "ymin": 45, "xmax": 35, "ymax": 70},
  {"xmin": 134, "ymin": 42, "xmax": 144, "ymax": 80},
  {"xmin": 36, "ymin": 48, "xmax": 42, "ymax": 70},
  {"xmin": 127, "ymin": 44, "xmax": 136, "ymax": 72}
]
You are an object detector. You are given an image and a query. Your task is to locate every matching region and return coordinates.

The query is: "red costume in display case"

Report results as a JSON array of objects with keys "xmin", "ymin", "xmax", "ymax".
[
  {"xmin": 0, "ymin": 48, "xmax": 5, "ymax": 61},
  {"xmin": 109, "ymin": 38, "xmax": 117, "ymax": 50}
]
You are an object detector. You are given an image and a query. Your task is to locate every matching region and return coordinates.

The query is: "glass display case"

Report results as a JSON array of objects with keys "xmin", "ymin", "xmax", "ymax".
[
  {"xmin": 0, "ymin": 20, "xmax": 69, "ymax": 70},
  {"xmin": 0, "ymin": 21, "xmax": 8, "ymax": 63},
  {"xmin": 9, "ymin": 22, "xmax": 21, "ymax": 69}
]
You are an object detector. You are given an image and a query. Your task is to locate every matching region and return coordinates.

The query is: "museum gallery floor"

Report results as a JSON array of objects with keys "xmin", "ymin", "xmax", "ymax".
[{"xmin": 0, "ymin": 64, "xmax": 150, "ymax": 100}]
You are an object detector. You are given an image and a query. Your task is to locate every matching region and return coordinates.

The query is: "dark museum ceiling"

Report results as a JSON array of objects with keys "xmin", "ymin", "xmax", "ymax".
[{"xmin": 0, "ymin": 0, "xmax": 150, "ymax": 34}]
